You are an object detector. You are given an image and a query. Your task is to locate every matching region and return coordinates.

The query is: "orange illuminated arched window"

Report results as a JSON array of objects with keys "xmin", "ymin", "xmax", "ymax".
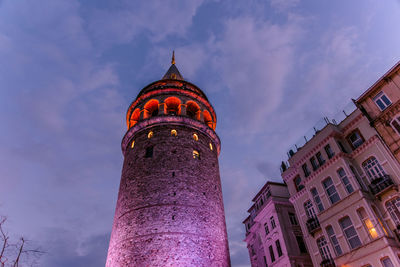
[
  {"xmin": 164, "ymin": 97, "xmax": 181, "ymax": 115},
  {"xmin": 143, "ymin": 99, "xmax": 159, "ymax": 119},
  {"xmin": 186, "ymin": 101, "xmax": 200, "ymax": 120},
  {"xmin": 129, "ymin": 108, "xmax": 140, "ymax": 128},
  {"xmin": 203, "ymin": 110, "xmax": 213, "ymax": 129}
]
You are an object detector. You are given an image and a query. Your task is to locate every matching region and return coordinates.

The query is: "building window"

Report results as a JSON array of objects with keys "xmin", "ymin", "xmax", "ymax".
[
  {"xmin": 322, "ymin": 177, "xmax": 340, "ymax": 204},
  {"xmin": 250, "ymin": 245, "xmax": 256, "ymax": 256},
  {"xmin": 276, "ymin": 240, "xmax": 283, "ymax": 257},
  {"xmin": 148, "ymin": 131, "xmax": 154, "ymax": 139},
  {"xmin": 385, "ymin": 197, "xmax": 400, "ymax": 225},
  {"xmin": 263, "ymin": 256, "xmax": 268, "ymax": 267},
  {"xmin": 316, "ymin": 236, "xmax": 332, "ymax": 260},
  {"xmin": 339, "ymin": 216, "xmax": 362, "ymax": 249},
  {"xmin": 269, "ymin": 245, "xmax": 275, "ymax": 262},
  {"xmin": 357, "ymin": 208, "xmax": 378, "ymax": 239},
  {"xmin": 316, "ymin": 152, "xmax": 325, "ymax": 166},
  {"xmin": 289, "ymin": 212, "xmax": 298, "ymax": 225},
  {"xmin": 304, "ymin": 200, "xmax": 317, "ymax": 219},
  {"xmin": 311, "ymin": 188, "xmax": 324, "ymax": 212},
  {"xmin": 337, "ymin": 168, "xmax": 354, "ymax": 194},
  {"xmin": 171, "ymin": 129, "xmax": 177, "ymax": 136},
  {"xmin": 381, "ymin": 257, "xmax": 394, "ymax": 267},
  {"xmin": 337, "ymin": 140, "xmax": 348, "ymax": 153},
  {"xmin": 296, "ymin": 236, "xmax": 307, "ymax": 253},
  {"xmin": 302, "ymin": 163, "xmax": 311, "ymax": 177},
  {"xmin": 310, "ymin": 157, "xmax": 319, "ymax": 171},
  {"xmin": 270, "ymin": 216, "xmax": 276, "ymax": 229},
  {"xmin": 294, "ymin": 175, "xmax": 304, "ymax": 192},
  {"xmin": 209, "ymin": 143, "xmax": 213, "ymax": 151},
  {"xmin": 145, "ymin": 146, "xmax": 154, "ymax": 158},
  {"xmin": 373, "ymin": 91, "xmax": 392, "ymax": 111},
  {"xmin": 347, "ymin": 129, "xmax": 364, "ymax": 149},
  {"xmin": 391, "ymin": 116, "xmax": 400, "ymax": 135},
  {"xmin": 193, "ymin": 150, "xmax": 200, "ymax": 159},
  {"xmin": 324, "ymin": 144, "xmax": 335, "ymax": 159},
  {"xmin": 264, "ymin": 223, "xmax": 270, "ymax": 235},
  {"xmin": 326, "ymin": 225, "xmax": 342, "ymax": 256},
  {"xmin": 130, "ymin": 140, "xmax": 135, "ymax": 149},
  {"xmin": 193, "ymin": 133, "xmax": 198, "ymax": 141},
  {"xmin": 362, "ymin": 156, "xmax": 385, "ymax": 181}
]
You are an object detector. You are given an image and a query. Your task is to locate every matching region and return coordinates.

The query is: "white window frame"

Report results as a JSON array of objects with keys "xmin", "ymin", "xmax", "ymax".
[
  {"xmin": 339, "ymin": 216, "xmax": 362, "ymax": 249},
  {"xmin": 373, "ymin": 91, "xmax": 392, "ymax": 111},
  {"xmin": 316, "ymin": 236, "xmax": 332, "ymax": 260},
  {"xmin": 362, "ymin": 156, "xmax": 386, "ymax": 181},
  {"xmin": 385, "ymin": 197, "xmax": 400, "ymax": 226},
  {"xmin": 337, "ymin": 168, "xmax": 354, "ymax": 194},
  {"xmin": 391, "ymin": 115, "xmax": 400, "ymax": 135},
  {"xmin": 304, "ymin": 200, "xmax": 317, "ymax": 218},
  {"xmin": 323, "ymin": 177, "xmax": 341, "ymax": 204},
  {"xmin": 326, "ymin": 225, "xmax": 342, "ymax": 256},
  {"xmin": 311, "ymin": 188, "xmax": 324, "ymax": 212}
]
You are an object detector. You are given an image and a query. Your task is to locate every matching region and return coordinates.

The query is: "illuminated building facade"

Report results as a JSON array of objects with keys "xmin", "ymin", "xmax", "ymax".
[
  {"xmin": 106, "ymin": 53, "xmax": 230, "ymax": 266},
  {"xmin": 243, "ymin": 182, "xmax": 313, "ymax": 267},
  {"xmin": 281, "ymin": 61, "xmax": 400, "ymax": 267}
]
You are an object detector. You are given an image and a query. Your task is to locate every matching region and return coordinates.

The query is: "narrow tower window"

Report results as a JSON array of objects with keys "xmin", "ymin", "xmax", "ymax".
[
  {"xmin": 193, "ymin": 133, "xmax": 199, "ymax": 141},
  {"xmin": 145, "ymin": 146, "xmax": 154, "ymax": 158},
  {"xmin": 171, "ymin": 129, "xmax": 177, "ymax": 136},
  {"xmin": 148, "ymin": 131, "xmax": 154, "ymax": 139},
  {"xmin": 209, "ymin": 143, "xmax": 213, "ymax": 151},
  {"xmin": 131, "ymin": 140, "xmax": 135, "ymax": 149}
]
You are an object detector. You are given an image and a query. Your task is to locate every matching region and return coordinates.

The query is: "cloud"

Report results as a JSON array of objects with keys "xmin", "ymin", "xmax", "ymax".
[
  {"xmin": 87, "ymin": 0, "xmax": 204, "ymax": 46},
  {"xmin": 38, "ymin": 229, "xmax": 109, "ymax": 267},
  {"xmin": 270, "ymin": 0, "xmax": 300, "ymax": 12},
  {"xmin": 211, "ymin": 16, "xmax": 304, "ymax": 135}
]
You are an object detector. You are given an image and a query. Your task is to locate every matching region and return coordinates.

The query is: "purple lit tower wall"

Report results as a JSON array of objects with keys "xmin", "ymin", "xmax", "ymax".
[{"xmin": 106, "ymin": 55, "xmax": 231, "ymax": 267}]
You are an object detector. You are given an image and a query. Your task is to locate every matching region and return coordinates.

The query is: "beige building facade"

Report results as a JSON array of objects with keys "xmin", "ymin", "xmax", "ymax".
[
  {"xmin": 356, "ymin": 61, "xmax": 400, "ymax": 164},
  {"xmin": 281, "ymin": 105, "xmax": 400, "ymax": 267}
]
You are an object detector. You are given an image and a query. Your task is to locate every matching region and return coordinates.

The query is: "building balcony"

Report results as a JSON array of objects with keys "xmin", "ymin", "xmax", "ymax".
[
  {"xmin": 368, "ymin": 174, "xmax": 396, "ymax": 197},
  {"xmin": 306, "ymin": 217, "xmax": 321, "ymax": 235},
  {"xmin": 320, "ymin": 258, "xmax": 335, "ymax": 267}
]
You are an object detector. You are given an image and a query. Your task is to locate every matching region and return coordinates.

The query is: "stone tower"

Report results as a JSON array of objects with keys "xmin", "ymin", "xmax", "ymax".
[{"xmin": 106, "ymin": 53, "xmax": 231, "ymax": 267}]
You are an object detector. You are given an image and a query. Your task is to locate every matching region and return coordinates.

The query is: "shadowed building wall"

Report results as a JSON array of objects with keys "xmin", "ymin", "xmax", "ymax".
[{"xmin": 106, "ymin": 55, "xmax": 231, "ymax": 267}]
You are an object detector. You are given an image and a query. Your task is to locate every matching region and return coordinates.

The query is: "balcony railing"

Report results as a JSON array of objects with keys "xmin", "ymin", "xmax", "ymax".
[
  {"xmin": 306, "ymin": 217, "xmax": 321, "ymax": 235},
  {"xmin": 368, "ymin": 174, "xmax": 395, "ymax": 196},
  {"xmin": 320, "ymin": 258, "xmax": 335, "ymax": 267}
]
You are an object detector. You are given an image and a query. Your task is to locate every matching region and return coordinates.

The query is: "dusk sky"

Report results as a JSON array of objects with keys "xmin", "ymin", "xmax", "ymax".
[{"xmin": 1, "ymin": 0, "xmax": 400, "ymax": 266}]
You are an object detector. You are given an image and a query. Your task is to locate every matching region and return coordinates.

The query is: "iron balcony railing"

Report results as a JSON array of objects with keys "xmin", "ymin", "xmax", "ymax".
[
  {"xmin": 306, "ymin": 217, "xmax": 321, "ymax": 235},
  {"xmin": 320, "ymin": 258, "xmax": 335, "ymax": 267},
  {"xmin": 368, "ymin": 174, "xmax": 395, "ymax": 196}
]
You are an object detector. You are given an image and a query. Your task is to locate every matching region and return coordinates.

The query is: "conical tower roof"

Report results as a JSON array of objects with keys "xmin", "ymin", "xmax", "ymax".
[{"xmin": 162, "ymin": 51, "xmax": 183, "ymax": 80}]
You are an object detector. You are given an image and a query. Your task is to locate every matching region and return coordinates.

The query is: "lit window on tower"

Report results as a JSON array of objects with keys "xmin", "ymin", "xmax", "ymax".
[
  {"xmin": 148, "ymin": 131, "xmax": 154, "ymax": 139},
  {"xmin": 171, "ymin": 129, "xmax": 177, "ymax": 136},
  {"xmin": 193, "ymin": 133, "xmax": 198, "ymax": 141},
  {"xmin": 193, "ymin": 150, "xmax": 200, "ymax": 159},
  {"xmin": 131, "ymin": 140, "xmax": 135, "ymax": 149},
  {"xmin": 209, "ymin": 143, "xmax": 213, "ymax": 151}
]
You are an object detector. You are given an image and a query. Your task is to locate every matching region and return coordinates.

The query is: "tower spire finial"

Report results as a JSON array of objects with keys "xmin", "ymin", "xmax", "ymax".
[{"xmin": 171, "ymin": 50, "xmax": 175, "ymax": 65}]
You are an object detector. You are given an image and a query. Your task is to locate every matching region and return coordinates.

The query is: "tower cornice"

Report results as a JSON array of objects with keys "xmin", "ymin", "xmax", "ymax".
[{"xmin": 121, "ymin": 115, "xmax": 221, "ymax": 155}]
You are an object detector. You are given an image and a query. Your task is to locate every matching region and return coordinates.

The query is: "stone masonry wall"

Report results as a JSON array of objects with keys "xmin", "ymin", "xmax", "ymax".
[{"xmin": 106, "ymin": 123, "xmax": 230, "ymax": 267}]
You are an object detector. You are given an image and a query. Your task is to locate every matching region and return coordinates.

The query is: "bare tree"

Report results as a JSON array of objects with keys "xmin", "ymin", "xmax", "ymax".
[{"xmin": 0, "ymin": 217, "xmax": 44, "ymax": 267}]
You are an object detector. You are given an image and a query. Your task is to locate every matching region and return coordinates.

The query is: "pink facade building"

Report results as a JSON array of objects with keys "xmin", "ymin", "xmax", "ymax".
[
  {"xmin": 106, "ymin": 55, "xmax": 230, "ymax": 266},
  {"xmin": 243, "ymin": 182, "xmax": 313, "ymax": 267}
]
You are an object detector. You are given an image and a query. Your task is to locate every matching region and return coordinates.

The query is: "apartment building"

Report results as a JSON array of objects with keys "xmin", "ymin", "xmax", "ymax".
[
  {"xmin": 243, "ymin": 182, "xmax": 313, "ymax": 267},
  {"xmin": 356, "ymin": 61, "xmax": 400, "ymax": 164},
  {"xmin": 281, "ymin": 105, "xmax": 400, "ymax": 267}
]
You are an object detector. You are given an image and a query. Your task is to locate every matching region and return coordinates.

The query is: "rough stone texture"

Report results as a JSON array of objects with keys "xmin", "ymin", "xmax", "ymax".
[{"xmin": 106, "ymin": 122, "xmax": 230, "ymax": 266}]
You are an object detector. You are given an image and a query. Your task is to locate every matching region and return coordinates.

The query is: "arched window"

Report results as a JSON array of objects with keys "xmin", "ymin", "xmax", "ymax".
[
  {"xmin": 186, "ymin": 101, "xmax": 200, "ymax": 120},
  {"xmin": 362, "ymin": 156, "xmax": 385, "ymax": 182},
  {"xmin": 143, "ymin": 99, "xmax": 159, "ymax": 119},
  {"xmin": 304, "ymin": 200, "xmax": 316, "ymax": 219},
  {"xmin": 316, "ymin": 236, "xmax": 332, "ymax": 260},
  {"xmin": 164, "ymin": 97, "xmax": 181, "ymax": 115},
  {"xmin": 203, "ymin": 110, "xmax": 213, "ymax": 128},
  {"xmin": 385, "ymin": 197, "xmax": 400, "ymax": 225},
  {"xmin": 129, "ymin": 108, "xmax": 140, "ymax": 127},
  {"xmin": 337, "ymin": 168, "xmax": 354, "ymax": 194},
  {"xmin": 391, "ymin": 115, "xmax": 400, "ymax": 135}
]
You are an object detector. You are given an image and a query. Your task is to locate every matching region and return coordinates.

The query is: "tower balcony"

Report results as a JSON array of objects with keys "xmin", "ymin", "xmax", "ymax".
[
  {"xmin": 306, "ymin": 217, "xmax": 321, "ymax": 236},
  {"xmin": 368, "ymin": 174, "xmax": 396, "ymax": 197},
  {"xmin": 320, "ymin": 258, "xmax": 335, "ymax": 267}
]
